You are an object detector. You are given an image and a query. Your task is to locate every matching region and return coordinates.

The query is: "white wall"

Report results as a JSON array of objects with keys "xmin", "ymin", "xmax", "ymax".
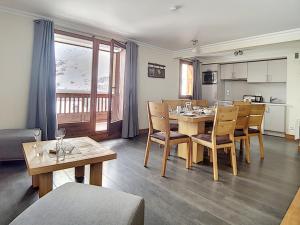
[
  {"xmin": 137, "ymin": 46, "xmax": 179, "ymax": 129},
  {"xmin": 0, "ymin": 10, "xmax": 179, "ymax": 130},
  {"xmin": 200, "ymin": 41, "xmax": 300, "ymax": 135},
  {"xmin": 0, "ymin": 11, "xmax": 33, "ymax": 129}
]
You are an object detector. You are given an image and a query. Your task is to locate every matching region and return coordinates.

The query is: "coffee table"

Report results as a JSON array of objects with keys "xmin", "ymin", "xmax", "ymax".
[{"xmin": 22, "ymin": 137, "xmax": 117, "ymax": 197}]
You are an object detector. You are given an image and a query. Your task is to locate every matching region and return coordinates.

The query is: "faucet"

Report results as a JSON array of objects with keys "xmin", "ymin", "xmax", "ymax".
[{"xmin": 270, "ymin": 96, "xmax": 278, "ymax": 103}]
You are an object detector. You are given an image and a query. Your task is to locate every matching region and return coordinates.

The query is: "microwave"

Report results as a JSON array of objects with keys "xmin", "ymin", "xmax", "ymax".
[{"xmin": 202, "ymin": 71, "xmax": 217, "ymax": 84}]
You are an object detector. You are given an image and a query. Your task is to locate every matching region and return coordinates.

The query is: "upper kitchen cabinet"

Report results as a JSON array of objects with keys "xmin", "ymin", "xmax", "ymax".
[
  {"xmin": 220, "ymin": 64, "xmax": 234, "ymax": 79},
  {"xmin": 247, "ymin": 59, "xmax": 287, "ymax": 83},
  {"xmin": 233, "ymin": 63, "xmax": 247, "ymax": 79},
  {"xmin": 267, "ymin": 59, "xmax": 287, "ymax": 82},
  {"xmin": 220, "ymin": 63, "xmax": 247, "ymax": 80},
  {"xmin": 247, "ymin": 61, "xmax": 268, "ymax": 82}
]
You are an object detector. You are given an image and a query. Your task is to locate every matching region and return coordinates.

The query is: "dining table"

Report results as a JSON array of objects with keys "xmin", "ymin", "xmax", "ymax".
[{"xmin": 169, "ymin": 112, "xmax": 215, "ymax": 163}]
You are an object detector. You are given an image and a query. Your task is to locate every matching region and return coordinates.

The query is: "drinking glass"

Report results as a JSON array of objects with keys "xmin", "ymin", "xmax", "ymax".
[
  {"xmin": 56, "ymin": 128, "xmax": 66, "ymax": 143},
  {"xmin": 32, "ymin": 129, "xmax": 41, "ymax": 155}
]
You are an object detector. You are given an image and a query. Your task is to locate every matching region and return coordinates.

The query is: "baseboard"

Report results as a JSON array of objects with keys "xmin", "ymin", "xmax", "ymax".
[
  {"xmin": 285, "ymin": 134, "xmax": 295, "ymax": 141},
  {"xmin": 139, "ymin": 128, "xmax": 149, "ymax": 135}
]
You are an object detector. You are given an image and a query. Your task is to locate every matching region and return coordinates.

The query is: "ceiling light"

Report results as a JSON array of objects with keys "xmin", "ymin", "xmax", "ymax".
[
  {"xmin": 191, "ymin": 40, "xmax": 199, "ymax": 53},
  {"xmin": 234, "ymin": 50, "xmax": 243, "ymax": 56},
  {"xmin": 169, "ymin": 5, "xmax": 182, "ymax": 11}
]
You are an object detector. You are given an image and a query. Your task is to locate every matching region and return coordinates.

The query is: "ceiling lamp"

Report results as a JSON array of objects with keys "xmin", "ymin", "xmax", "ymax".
[
  {"xmin": 191, "ymin": 40, "xmax": 199, "ymax": 53},
  {"xmin": 169, "ymin": 5, "xmax": 182, "ymax": 11},
  {"xmin": 234, "ymin": 50, "xmax": 243, "ymax": 56}
]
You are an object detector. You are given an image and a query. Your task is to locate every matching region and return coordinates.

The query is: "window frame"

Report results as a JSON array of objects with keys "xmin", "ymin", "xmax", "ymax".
[
  {"xmin": 54, "ymin": 29, "xmax": 126, "ymax": 139},
  {"xmin": 179, "ymin": 59, "xmax": 193, "ymax": 99}
]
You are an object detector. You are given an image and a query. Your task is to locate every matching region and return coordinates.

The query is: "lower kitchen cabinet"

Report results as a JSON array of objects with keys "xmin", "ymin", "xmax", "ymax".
[{"xmin": 264, "ymin": 105, "xmax": 285, "ymax": 133}]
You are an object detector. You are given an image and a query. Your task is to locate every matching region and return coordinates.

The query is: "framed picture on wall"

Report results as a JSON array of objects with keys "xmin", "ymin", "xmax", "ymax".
[{"xmin": 148, "ymin": 63, "xmax": 165, "ymax": 78}]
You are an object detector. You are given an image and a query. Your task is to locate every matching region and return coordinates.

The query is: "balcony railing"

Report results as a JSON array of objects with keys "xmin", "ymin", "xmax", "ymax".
[{"xmin": 56, "ymin": 93, "xmax": 109, "ymax": 124}]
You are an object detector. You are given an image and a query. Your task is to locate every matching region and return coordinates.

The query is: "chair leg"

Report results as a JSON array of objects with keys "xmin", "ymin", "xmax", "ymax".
[
  {"xmin": 185, "ymin": 142, "xmax": 190, "ymax": 169},
  {"xmin": 230, "ymin": 144, "xmax": 237, "ymax": 176},
  {"xmin": 258, "ymin": 133, "xmax": 264, "ymax": 159},
  {"xmin": 144, "ymin": 135, "xmax": 152, "ymax": 167},
  {"xmin": 189, "ymin": 140, "xmax": 193, "ymax": 168},
  {"xmin": 240, "ymin": 140, "xmax": 244, "ymax": 151},
  {"xmin": 245, "ymin": 137, "xmax": 251, "ymax": 163},
  {"xmin": 212, "ymin": 146, "xmax": 218, "ymax": 181},
  {"xmin": 161, "ymin": 143, "xmax": 170, "ymax": 177},
  {"xmin": 186, "ymin": 140, "xmax": 192, "ymax": 169}
]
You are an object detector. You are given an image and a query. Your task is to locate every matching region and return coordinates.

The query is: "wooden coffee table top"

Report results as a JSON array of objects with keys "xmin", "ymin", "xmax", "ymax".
[{"xmin": 22, "ymin": 137, "xmax": 117, "ymax": 176}]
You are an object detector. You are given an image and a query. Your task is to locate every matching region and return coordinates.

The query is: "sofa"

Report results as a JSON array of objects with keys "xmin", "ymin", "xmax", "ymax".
[
  {"xmin": 9, "ymin": 182, "xmax": 145, "ymax": 225},
  {"xmin": 0, "ymin": 129, "xmax": 41, "ymax": 161}
]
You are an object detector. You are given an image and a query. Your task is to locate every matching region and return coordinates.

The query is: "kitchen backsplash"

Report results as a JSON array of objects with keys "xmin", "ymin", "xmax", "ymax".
[{"xmin": 224, "ymin": 81, "xmax": 286, "ymax": 103}]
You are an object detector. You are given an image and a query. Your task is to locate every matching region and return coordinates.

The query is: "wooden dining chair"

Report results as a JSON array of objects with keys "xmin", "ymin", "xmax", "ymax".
[
  {"xmin": 248, "ymin": 104, "xmax": 266, "ymax": 160},
  {"xmin": 191, "ymin": 99, "xmax": 209, "ymax": 107},
  {"xmin": 144, "ymin": 102, "xmax": 192, "ymax": 177},
  {"xmin": 233, "ymin": 103, "xmax": 251, "ymax": 163},
  {"xmin": 191, "ymin": 106, "xmax": 239, "ymax": 181},
  {"xmin": 161, "ymin": 99, "xmax": 185, "ymax": 132}
]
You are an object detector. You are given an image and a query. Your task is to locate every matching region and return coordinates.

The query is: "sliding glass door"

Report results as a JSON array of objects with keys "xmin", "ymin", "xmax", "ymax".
[
  {"xmin": 107, "ymin": 40, "xmax": 126, "ymax": 134},
  {"xmin": 55, "ymin": 30, "xmax": 125, "ymax": 138}
]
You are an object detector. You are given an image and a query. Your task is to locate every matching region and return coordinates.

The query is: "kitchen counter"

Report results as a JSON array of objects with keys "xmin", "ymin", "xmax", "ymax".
[{"xmin": 252, "ymin": 102, "xmax": 287, "ymax": 106}]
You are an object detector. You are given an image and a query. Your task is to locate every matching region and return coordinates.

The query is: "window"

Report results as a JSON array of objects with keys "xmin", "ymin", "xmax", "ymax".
[
  {"xmin": 54, "ymin": 30, "xmax": 126, "ymax": 136},
  {"xmin": 55, "ymin": 33, "xmax": 93, "ymax": 124},
  {"xmin": 179, "ymin": 60, "xmax": 193, "ymax": 98}
]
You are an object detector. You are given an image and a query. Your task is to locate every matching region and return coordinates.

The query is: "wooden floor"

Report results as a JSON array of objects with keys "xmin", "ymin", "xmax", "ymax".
[{"xmin": 0, "ymin": 135, "xmax": 299, "ymax": 225}]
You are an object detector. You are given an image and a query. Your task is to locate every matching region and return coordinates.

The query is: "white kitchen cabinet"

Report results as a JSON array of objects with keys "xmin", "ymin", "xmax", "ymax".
[
  {"xmin": 247, "ymin": 61, "xmax": 268, "ymax": 82},
  {"xmin": 220, "ymin": 64, "xmax": 233, "ymax": 79},
  {"xmin": 264, "ymin": 105, "xmax": 285, "ymax": 133},
  {"xmin": 267, "ymin": 59, "xmax": 287, "ymax": 82},
  {"xmin": 221, "ymin": 63, "xmax": 247, "ymax": 80},
  {"xmin": 233, "ymin": 63, "xmax": 248, "ymax": 79}
]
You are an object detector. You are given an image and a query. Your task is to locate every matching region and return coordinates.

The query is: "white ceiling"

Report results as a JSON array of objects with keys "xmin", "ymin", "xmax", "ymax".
[{"xmin": 1, "ymin": 0, "xmax": 300, "ymax": 50}]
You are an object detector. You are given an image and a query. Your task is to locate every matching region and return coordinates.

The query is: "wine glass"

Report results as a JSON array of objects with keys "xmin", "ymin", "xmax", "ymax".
[
  {"xmin": 56, "ymin": 128, "xmax": 66, "ymax": 142},
  {"xmin": 33, "ymin": 129, "xmax": 41, "ymax": 142},
  {"xmin": 32, "ymin": 129, "xmax": 42, "ymax": 156}
]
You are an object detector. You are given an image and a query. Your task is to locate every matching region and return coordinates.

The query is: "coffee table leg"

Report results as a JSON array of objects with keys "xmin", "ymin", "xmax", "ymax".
[
  {"xmin": 38, "ymin": 172, "xmax": 53, "ymax": 198},
  {"xmin": 75, "ymin": 166, "xmax": 85, "ymax": 181},
  {"xmin": 32, "ymin": 175, "xmax": 39, "ymax": 188},
  {"xmin": 90, "ymin": 162, "xmax": 102, "ymax": 186}
]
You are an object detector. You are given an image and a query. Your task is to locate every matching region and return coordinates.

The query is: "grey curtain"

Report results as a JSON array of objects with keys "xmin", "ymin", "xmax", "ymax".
[
  {"xmin": 122, "ymin": 41, "xmax": 139, "ymax": 138},
  {"xmin": 192, "ymin": 60, "xmax": 202, "ymax": 99},
  {"xmin": 27, "ymin": 19, "xmax": 56, "ymax": 140}
]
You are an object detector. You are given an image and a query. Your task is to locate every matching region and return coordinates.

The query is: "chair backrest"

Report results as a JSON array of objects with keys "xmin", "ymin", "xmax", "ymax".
[
  {"xmin": 162, "ymin": 99, "xmax": 186, "ymax": 111},
  {"xmin": 248, "ymin": 104, "xmax": 266, "ymax": 128},
  {"xmin": 212, "ymin": 106, "xmax": 239, "ymax": 138},
  {"xmin": 147, "ymin": 101, "xmax": 170, "ymax": 134},
  {"xmin": 234, "ymin": 104, "xmax": 251, "ymax": 130},
  {"xmin": 191, "ymin": 99, "xmax": 209, "ymax": 107}
]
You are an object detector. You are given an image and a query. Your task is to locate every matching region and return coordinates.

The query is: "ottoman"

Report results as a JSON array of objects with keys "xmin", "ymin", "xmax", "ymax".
[
  {"xmin": 10, "ymin": 182, "xmax": 145, "ymax": 225},
  {"xmin": 0, "ymin": 129, "xmax": 41, "ymax": 161}
]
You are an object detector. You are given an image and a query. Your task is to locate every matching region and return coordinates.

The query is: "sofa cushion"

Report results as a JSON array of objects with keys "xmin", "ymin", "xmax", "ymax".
[
  {"xmin": 0, "ymin": 129, "xmax": 41, "ymax": 161},
  {"xmin": 10, "ymin": 182, "xmax": 144, "ymax": 225}
]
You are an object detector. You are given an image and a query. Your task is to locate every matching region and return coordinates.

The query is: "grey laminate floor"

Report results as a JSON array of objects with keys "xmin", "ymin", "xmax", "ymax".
[{"xmin": 0, "ymin": 135, "xmax": 299, "ymax": 225}]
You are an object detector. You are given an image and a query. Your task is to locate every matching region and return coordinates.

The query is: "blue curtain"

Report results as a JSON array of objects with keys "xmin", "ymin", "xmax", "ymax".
[
  {"xmin": 122, "ymin": 41, "xmax": 139, "ymax": 138},
  {"xmin": 27, "ymin": 19, "xmax": 56, "ymax": 140},
  {"xmin": 192, "ymin": 60, "xmax": 202, "ymax": 99}
]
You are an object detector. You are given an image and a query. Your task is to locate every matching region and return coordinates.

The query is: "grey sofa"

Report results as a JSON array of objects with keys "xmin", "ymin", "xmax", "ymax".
[
  {"xmin": 0, "ymin": 129, "xmax": 41, "ymax": 161},
  {"xmin": 10, "ymin": 182, "xmax": 145, "ymax": 225}
]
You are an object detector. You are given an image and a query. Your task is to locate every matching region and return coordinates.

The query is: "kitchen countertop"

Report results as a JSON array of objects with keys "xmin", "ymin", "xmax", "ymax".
[{"xmin": 252, "ymin": 102, "xmax": 287, "ymax": 106}]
